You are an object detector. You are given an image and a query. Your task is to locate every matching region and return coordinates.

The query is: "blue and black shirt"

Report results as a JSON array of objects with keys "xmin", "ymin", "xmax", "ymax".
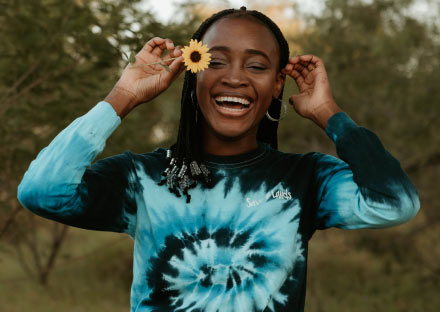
[{"xmin": 18, "ymin": 101, "xmax": 420, "ymax": 312}]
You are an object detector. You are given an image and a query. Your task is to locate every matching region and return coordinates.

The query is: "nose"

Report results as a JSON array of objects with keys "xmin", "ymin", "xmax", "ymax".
[{"xmin": 220, "ymin": 63, "xmax": 249, "ymax": 88}]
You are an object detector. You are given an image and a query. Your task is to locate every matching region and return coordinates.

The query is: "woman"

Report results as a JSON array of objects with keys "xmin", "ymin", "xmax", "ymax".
[{"xmin": 18, "ymin": 7, "xmax": 419, "ymax": 312}]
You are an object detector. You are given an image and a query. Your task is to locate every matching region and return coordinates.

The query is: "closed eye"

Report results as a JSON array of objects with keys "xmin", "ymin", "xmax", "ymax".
[
  {"xmin": 209, "ymin": 61, "xmax": 226, "ymax": 68},
  {"xmin": 249, "ymin": 66, "xmax": 267, "ymax": 70},
  {"xmin": 248, "ymin": 65, "xmax": 267, "ymax": 71}
]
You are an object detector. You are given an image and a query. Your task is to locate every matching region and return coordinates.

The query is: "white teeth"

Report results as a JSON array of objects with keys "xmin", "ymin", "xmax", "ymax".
[
  {"xmin": 214, "ymin": 96, "xmax": 250, "ymax": 105},
  {"xmin": 220, "ymin": 106, "xmax": 247, "ymax": 112}
]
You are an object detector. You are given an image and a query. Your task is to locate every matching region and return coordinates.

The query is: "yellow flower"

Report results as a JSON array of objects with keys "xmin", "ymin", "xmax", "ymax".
[{"xmin": 181, "ymin": 39, "xmax": 211, "ymax": 73}]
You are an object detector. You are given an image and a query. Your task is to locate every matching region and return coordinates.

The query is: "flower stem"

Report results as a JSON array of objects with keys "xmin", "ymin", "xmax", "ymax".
[{"xmin": 129, "ymin": 57, "xmax": 178, "ymax": 68}]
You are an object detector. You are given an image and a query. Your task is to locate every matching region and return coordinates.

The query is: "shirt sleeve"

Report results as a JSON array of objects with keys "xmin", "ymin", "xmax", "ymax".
[
  {"xmin": 17, "ymin": 101, "xmax": 138, "ymax": 237},
  {"xmin": 313, "ymin": 112, "xmax": 420, "ymax": 230}
]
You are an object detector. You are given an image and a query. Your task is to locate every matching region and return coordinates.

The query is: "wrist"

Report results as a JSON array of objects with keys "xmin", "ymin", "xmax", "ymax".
[
  {"xmin": 104, "ymin": 86, "xmax": 138, "ymax": 119},
  {"xmin": 310, "ymin": 101, "xmax": 343, "ymax": 130}
]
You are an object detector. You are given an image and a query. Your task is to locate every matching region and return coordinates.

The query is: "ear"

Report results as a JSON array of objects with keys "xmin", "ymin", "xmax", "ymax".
[{"xmin": 273, "ymin": 71, "xmax": 286, "ymax": 99}]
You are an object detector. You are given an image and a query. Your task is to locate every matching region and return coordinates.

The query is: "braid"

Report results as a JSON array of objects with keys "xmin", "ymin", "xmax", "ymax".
[{"xmin": 159, "ymin": 6, "xmax": 290, "ymax": 202}]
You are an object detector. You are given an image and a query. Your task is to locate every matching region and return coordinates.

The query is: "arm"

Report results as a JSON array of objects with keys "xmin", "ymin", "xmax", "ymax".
[
  {"xmin": 282, "ymin": 55, "xmax": 420, "ymax": 229},
  {"xmin": 313, "ymin": 112, "xmax": 420, "ymax": 229},
  {"xmin": 17, "ymin": 38, "xmax": 185, "ymax": 235},
  {"xmin": 17, "ymin": 102, "xmax": 139, "ymax": 235}
]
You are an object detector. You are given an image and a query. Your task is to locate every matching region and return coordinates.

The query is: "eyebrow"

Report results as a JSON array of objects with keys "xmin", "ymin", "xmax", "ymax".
[{"xmin": 209, "ymin": 46, "xmax": 271, "ymax": 63}]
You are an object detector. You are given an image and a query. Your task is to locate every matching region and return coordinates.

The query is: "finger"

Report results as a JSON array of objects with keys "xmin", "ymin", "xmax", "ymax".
[
  {"xmin": 151, "ymin": 39, "xmax": 169, "ymax": 57},
  {"xmin": 292, "ymin": 69, "xmax": 313, "ymax": 93},
  {"xmin": 165, "ymin": 56, "xmax": 185, "ymax": 83},
  {"xmin": 289, "ymin": 55, "xmax": 322, "ymax": 68},
  {"xmin": 295, "ymin": 64, "xmax": 320, "ymax": 86},
  {"xmin": 283, "ymin": 63, "xmax": 313, "ymax": 88},
  {"xmin": 289, "ymin": 57, "xmax": 316, "ymax": 70},
  {"xmin": 144, "ymin": 37, "xmax": 174, "ymax": 57},
  {"xmin": 283, "ymin": 65, "xmax": 305, "ymax": 84},
  {"xmin": 300, "ymin": 56, "xmax": 327, "ymax": 78},
  {"xmin": 301, "ymin": 62, "xmax": 315, "ymax": 72},
  {"xmin": 159, "ymin": 38, "xmax": 175, "ymax": 56},
  {"xmin": 289, "ymin": 55, "xmax": 301, "ymax": 64},
  {"xmin": 299, "ymin": 62, "xmax": 316, "ymax": 73},
  {"xmin": 288, "ymin": 94, "xmax": 302, "ymax": 107},
  {"xmin": 163, "ymin": 38, "xmax": 174, "ymax": 50},
  {"xmin": 297, "ymin": 54, "xmax": 322, "ymax": 65},
  {"xmin": 281, "ymin": 63, "xmax": 294, "ymax": 74},
  {"xmin": 165, "ymin": 45, "xmax": 182, "ymax": 65},
  {"xmin": 171, "ymin": 45, "xmax": 182, "ymax": 55},
  {"xmin": 300, "ymin": 58, "xmax": 328, "ymax": 81},
  {"xmin": 163, "ymin": 46, "xmax": 183, "ymax": 66},
  {"xmin": 142, "ymin": 37, "xmax": 166, "ymax": 53},
  {"xmin": 158, "ymin": 39, "xmax": 177, "ymax": 60},
  {"xmin": 293, "ymin": 63, "xmax": 312, "ymax": 79},
  {"xmin": 290, "ymin": 69, "xmax": 305, "ymax": 86}
]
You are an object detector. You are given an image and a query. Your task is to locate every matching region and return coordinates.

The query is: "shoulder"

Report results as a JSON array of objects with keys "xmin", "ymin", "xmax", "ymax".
[
  {"xmin": 126, "ymin": 147, "xmax": 169, "ymax": 180},
  {"xmin": 267, "ymin": 146, "xmax": 341, "ymax": 168},
  {"xmin": 130, "ymin": 147, "xmax": 168, "ymax": 163},
  {"xmin": 309, "ymin": 151, "xmax": 344, "ymax": 166},
  {"xmin": 270, "ymin": 148, "xmax": 349, "ymax": 178}
]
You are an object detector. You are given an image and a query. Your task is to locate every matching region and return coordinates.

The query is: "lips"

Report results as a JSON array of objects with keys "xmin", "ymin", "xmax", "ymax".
[
  {"xmin": 215, "ymin": 96, "xmax": 250, "ymax": 106},
  {"xmin": 213, "ymin": 94, "xmax": 253, "ymax": 114}
]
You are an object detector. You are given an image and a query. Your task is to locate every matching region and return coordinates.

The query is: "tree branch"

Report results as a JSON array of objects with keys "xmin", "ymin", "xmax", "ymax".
[
  {"xmin": 0, "ymin": 61, "xmax": 79, "ymax": 115},
  {"xmin": 0, "ymin": 202, "xmax": 22, "ymax": 239},
  {"xmin": 40, "ymin": 224, "xmax": 68, "ymax": 285}
]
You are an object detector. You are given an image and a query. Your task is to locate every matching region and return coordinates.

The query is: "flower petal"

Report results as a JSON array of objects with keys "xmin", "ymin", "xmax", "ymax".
[{"xmin": 181, "ymin": 39, "xmax": 211, "ymax": 73}]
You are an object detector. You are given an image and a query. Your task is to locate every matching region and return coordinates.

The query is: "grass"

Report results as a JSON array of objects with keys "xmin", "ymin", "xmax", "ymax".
[
  {"xmin": 0, "ymin": 221, "xmax": 438, "ymax": 311},
  {"xmin": 306, "ymin": 228, "xmax": 439, "ymax": 312},
  {"xmin": 0, "ymin": 228, "xmax": 133, "ymax": 312}
]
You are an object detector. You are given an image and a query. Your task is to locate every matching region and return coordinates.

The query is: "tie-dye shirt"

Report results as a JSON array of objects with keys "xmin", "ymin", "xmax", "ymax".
[{"xmin": 18, "ymin": 101, "xmax": 420, "ymax": 312}]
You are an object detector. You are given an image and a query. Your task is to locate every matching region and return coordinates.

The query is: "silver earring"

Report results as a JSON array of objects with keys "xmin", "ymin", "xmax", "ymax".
[{"xmin": 266, "ymin": 99, "xmax": 287, "ymax": 122}]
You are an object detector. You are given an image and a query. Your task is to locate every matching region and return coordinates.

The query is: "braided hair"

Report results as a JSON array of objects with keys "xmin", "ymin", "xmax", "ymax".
[{"xmin": 158, "ymin": 6, "xmax": 290, "ymax": 203}]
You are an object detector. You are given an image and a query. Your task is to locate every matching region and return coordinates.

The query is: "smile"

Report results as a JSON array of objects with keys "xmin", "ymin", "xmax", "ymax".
[{"xmin": 214, "ymin": 96, "xmax": 251, "ymax": 112}]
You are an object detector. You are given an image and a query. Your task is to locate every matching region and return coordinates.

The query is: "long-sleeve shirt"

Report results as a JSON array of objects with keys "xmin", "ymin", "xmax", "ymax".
[{"xmin": 17, "ymin": 101, "xmax": 420, "ymax": 312}]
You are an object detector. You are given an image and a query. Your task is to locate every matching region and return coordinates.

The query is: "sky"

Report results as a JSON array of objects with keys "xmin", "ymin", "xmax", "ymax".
[
  {"xmin": 140, "ymin": 0, "xmax": 325, "ymax": 23},
  {"xmin": 140, "ymin": 0, "xmax": 437, "ymax": 24}
]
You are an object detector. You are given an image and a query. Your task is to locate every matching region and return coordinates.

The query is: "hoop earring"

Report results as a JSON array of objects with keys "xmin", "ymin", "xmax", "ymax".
[{"xmin": 266, "ymin": 99, "xmax": 287, "ymax": 122}]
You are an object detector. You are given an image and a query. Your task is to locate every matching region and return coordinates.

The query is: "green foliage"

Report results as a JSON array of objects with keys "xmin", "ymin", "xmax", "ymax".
[
  {"xmin": 0, "ymin": 0, "xmax": 198, "ymax": 287},
  {"xmin": 0, "ymin": 0, "xmax": 439, "ymax": 310},
  {"xmin": 282, "ymin": 1, "xmax": 440, "ymax": 310},
  {"xmin": 0, "ymin": 0, "xmax": 198, "ymax": 212},
  {"xmin": 286, "ymin": 0, "xmax": 440, "ymax": 160}
]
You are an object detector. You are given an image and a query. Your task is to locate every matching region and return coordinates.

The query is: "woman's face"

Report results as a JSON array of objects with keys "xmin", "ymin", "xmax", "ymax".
[{"xmin": 196, "ymin": 17, "xmax": 284, "ymax": 141}]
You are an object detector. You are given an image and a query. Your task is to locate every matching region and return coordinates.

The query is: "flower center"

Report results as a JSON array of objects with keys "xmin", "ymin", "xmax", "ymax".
[{"xmin": 190, "ymin": 51, "xmax": 202, "ymax": 62}]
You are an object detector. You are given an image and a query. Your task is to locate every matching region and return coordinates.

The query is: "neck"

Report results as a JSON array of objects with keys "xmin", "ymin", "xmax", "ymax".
[{"xmin": 202, "ymin": 127, "xmax": 259, "ymax": 156}]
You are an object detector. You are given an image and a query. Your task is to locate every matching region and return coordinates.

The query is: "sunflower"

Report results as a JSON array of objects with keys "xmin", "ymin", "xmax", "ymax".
[{"xmin": 181, "ymin": 39, "xmax": 211, "ymax": 73}]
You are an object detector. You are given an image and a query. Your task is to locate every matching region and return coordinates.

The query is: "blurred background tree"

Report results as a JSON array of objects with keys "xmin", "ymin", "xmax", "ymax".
[
  {"xmin": 0, "ymin": 0, "xmax": 438, "ymax": 311},
  {"xmin": 277, "ymin": 1, "xmax": 440, "ymax": 310},
  {"xmin": 0, "ymin": 0, "xmax": 198, "ymax": 295}
]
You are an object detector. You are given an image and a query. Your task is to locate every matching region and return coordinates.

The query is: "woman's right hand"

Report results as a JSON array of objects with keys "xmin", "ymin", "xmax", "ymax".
[{"xmin": 105, "ymin": 37, "xmax": 185, "ymax": 118}]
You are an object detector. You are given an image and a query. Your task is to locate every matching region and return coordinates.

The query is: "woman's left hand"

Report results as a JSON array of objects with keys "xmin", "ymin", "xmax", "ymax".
[{"xmin": 282, "ymin": 54, "xmax": 343, "ymax": 129}]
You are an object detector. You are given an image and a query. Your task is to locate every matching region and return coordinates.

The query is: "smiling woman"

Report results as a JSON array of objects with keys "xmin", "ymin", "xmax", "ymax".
[
  {"xmin": 197, "ymin": 17, "xmax": 284, "ymax": 150},
  {"xmin": 17, "ymin": 6, "xmax": 420, "ymax": 312}
]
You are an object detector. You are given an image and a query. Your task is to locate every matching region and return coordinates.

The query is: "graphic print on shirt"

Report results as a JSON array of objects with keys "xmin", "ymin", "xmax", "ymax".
[
  {"xmin": 246, "ymin": 188, "xmax": 292, "ymax": 208},
  {"xmin": 136, "ymin": 167, "xmax": 305, "ymax": 312}
]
